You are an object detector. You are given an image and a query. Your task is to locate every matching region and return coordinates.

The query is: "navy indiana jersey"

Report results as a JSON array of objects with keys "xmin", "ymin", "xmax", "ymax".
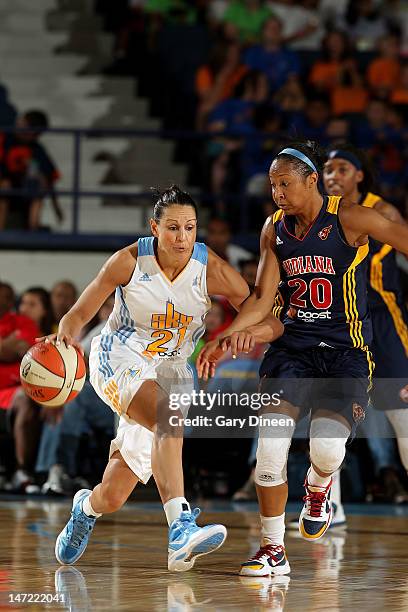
[
  {"xmin": 271, "ymin": 195, "xmax": 372, "ymax": 351},
  {"xmin": 362, "ymin": 192, "xmax": 408, "ymax": 357}
]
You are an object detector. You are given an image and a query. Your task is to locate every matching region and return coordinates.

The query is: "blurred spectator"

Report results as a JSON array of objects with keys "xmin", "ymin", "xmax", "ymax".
[
  {"xmin": 342, "ymin": 0, "xmax": 388, "ymax": 51},
  {"xmin": 0, "ymin": 282, "xmax": 41, "ymax": 491},
  {"xmin": 290, "ymin": 95, "xmax": 331, "ymax": 143},
  {"xmin": 331, "ymin": 63, "xmax": 369, "ymax": 115},
  {"xmin": 51, "ymin": 280, "xmax": 78, "ymax": 327},
  {"xmin": 205, "ymin": 217, "xmax": 254, "ymax": 268},
  {"xmin": 0, "ymin": 85, "xmax": 17, "ymax": 128},
  {"xmin": 239, "ymin": 257, "xmax": 259, "ymax": 291},
  {"xmin": 0, "ymin": 110, "xmax": 62, "ymax": 231},
  {"xmin": 243, "ymin": 16, "xmax": 301, "ymax": 92},
  {"xmin": 318, "ymin": 0, "xmax": 349, "ymax": 27},
  {"xmin": 268, "ymin": 0, "xmax": 323, "ymax": 50},
  {"xmin": 325, "ymin": 116, "xmax": 351, "ymax": 146},
  {"xmin": 274, "ymin": 73, "xmax": 306, "ymax": 112},
  {"xmin": 18, "ymin": 287, "xmax": 55, "ymax": 336},
  {"xmin": 222, "ymin": 0, "xmax": 272, "ymax": 44},
  {"xmin": 367, "ymin": 34, "xmax": 402, "ymax": 98},
  {"xmin": 0, "ymin": 283, "xmax": 39, "ymax": 411},
  {"xmin": 206, "ymin": 70, "xmax": 268, "ymax": 196},
  {"xmin": 354, "ymin": 98, "xmax": 398, "ymax": 148},
  {"xmin": 391, "ymin": 62, "xmax": 408, "ymax": 105},
  {"xmin": 309, "ymin": 30, "xmax": 356, "ymax": 93},
  {"xmin": 242, "ymin": 104, "xmax": 283, "ymax": 198},
  {"xmin": 195, "ymin": 41, "xmax": 248, "ymax": 130}
]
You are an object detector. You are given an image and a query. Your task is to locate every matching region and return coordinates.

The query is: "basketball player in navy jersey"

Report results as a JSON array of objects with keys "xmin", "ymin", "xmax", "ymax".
[
  {"xmin": 322, "ymin": 145, "xmax": 408, "ymax": 510},
  {"xmin": 41, "ymin": 185, "xmax": 283, "ymax": 572},
  {"xmin": 198, "ymin": 141, "xmax": 408, "ymax": 577}
]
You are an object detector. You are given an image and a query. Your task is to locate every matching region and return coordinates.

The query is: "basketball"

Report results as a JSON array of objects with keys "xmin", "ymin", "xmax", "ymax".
[{"xmin": 19, "ymin": 341, "xmax": 86, "ymax": 407}]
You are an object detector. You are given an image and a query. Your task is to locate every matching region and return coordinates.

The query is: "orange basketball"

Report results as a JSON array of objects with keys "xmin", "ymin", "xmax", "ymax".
[{"xmin": 20, "ymin": 341, "xmax": 86, "ymax": 407}]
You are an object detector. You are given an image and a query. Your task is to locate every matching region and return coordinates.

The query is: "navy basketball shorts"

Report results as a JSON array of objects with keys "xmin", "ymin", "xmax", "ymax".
[
  {"xmin": 370, "ymin": 305, "xmax": 408, "ymax": 411},
  {"xmin": 259, "ymin": 345, "xmax": 373, "ymax": 428}
]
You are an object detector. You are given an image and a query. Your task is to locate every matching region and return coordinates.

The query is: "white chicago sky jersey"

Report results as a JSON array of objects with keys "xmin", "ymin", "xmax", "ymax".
[{"xmin": 101, "ymin": 237, "xmax": 211, "ymax": 361}]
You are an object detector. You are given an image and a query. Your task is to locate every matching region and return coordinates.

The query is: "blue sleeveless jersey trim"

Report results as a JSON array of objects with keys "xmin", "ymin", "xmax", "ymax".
[
  {"xmin": 138, "ymin": 236, "xmax": 154, "ymax": 256},
  {"xmin": 191, "ymin": 242, "xmax": 208, "ymax": 265}
]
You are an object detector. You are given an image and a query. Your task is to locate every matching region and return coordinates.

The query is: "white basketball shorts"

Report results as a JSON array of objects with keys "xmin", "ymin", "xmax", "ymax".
[{"xmin": 89, "ymin": 335, "xmax": 194, "ymax": 483}]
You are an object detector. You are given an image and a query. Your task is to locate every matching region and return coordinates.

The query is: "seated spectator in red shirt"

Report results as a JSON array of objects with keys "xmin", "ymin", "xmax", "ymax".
[
  {"xmin": 5, "ymin": 286, "xmax": 55, "ymax": 492},
  {"xmin": 0, "ymin": 110, "xmax": 63, "ymax": 231},
  {"xmin": 0, "ymin": 282, "xmax": 39, "ymax": 410}
]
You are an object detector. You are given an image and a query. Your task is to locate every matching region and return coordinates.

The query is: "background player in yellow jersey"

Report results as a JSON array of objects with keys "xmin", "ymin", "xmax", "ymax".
[
  {"xmin": 198, "ymin": 140, "xmax": 408, "ymax": 577},
  {"xmin": 322, "ymin": 145, "xmax": 408, "ymax": 513}
]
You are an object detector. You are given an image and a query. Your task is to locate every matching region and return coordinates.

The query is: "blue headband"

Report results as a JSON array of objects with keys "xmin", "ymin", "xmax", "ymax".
[
  {"xmin": 328, "ymin": 149, "xmax": 362, "ymax": 170},
  {"xmin": 278, "ymin": 147, "xmax": 318, "ymax": 174}
]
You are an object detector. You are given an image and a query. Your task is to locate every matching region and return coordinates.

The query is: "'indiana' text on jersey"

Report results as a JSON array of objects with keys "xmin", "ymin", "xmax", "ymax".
[
  {"xmin": 272, "ymin": 196, "xmax": 372, "ymax": 351},
  {"xmin": 101, "ymin": 237, "xmax": 211, "ymax": 361}
]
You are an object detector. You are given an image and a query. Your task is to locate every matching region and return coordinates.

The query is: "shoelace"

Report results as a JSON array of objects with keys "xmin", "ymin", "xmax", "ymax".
[
  {"xmin": 67, "ymin": 513, "xmax": 94, "ymax": 549},
  {"xmin": 303, "ymin": 490, "xmax": 327, "ymax": 518},
  {"xmin": 171, "ymin": 507, "xmax": 201, "ymax": 538},
  {"xmin": 249, "ymin": 544, "xmax": 284, "ymax": 562}
]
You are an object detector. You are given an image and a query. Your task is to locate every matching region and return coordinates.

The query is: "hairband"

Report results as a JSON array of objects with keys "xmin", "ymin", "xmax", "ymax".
[
  {"xmin": 278, "ymin": 147, "xmax": 318, "ymax": 173},
  {"xmin": 327, "ymin": 149, "xmax": 362, "ymax": 170}
]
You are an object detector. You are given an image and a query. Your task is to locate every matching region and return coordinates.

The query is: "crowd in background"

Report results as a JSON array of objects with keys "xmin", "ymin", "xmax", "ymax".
[
  {"xmin": 1, "ymin": 219, "xmax": 408, "ymax": 504},
  {"xmin": 96, "ymin": 0, "xmax": 408, "ymax": 228}
]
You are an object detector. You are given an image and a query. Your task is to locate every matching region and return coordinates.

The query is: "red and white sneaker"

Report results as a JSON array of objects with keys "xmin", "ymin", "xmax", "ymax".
[
  {"xmin": 240, "ymin": 544, "xmax": 291, "ymax": 577},
  {"xmin": 299, "ymin": 477, "xmax": 333, "ymax": 541}
]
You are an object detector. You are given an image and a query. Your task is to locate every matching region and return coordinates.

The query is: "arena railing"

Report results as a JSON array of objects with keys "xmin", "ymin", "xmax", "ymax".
[{"xmin": 0, "ymin": 126, "xmax": 272, "ymax": 252}]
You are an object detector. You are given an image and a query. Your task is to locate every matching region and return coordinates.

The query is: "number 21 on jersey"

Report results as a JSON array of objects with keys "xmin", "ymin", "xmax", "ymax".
[{"xmin": 145, "ymin": 301, "xmax": 193, "ymax": 355}]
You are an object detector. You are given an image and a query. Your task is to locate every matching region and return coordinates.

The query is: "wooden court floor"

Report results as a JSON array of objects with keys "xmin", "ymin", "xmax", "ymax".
[{"xmin": 1, "ymin": 499, "xmax": 408, "ymax": 611}]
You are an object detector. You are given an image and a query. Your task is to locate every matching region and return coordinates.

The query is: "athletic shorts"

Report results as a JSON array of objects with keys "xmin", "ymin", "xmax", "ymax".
[
  {"xmin": 370, "ymin": 305, "xmax": 408, "ymax": 410},
  {"xmin": 259, "ymin": 345, "xmax": 373, "ymax": 428},
  {"xmin": 89, "ymin": 335, "xmax": 194, "ymax": 483}
]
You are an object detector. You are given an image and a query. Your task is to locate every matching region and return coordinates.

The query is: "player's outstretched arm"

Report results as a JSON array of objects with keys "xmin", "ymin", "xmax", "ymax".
[
  {"xmin": 38, "ymin": 246, "xmax": 137, "ymax": 349},
  {"xmin": 197, "ymin": 219, "xmax": 281, "ymax": 378},
  {"xmin": 340, "ymin": 203, "xmax": 408, "ymax": 254}
]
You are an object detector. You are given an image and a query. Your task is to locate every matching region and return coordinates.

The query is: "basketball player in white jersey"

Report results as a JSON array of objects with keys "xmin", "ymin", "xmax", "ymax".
[{"xmin": 42, "ymin": 185, "xmax": 283, "ymax": 572}]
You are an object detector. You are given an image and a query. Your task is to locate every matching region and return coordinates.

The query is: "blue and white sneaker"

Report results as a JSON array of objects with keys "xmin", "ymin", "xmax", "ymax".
[
  {"xmin": 168, "ymin": 508, "xmax": 227, "ymax": 572},
  {"xmin": 55, "ymin": 489, "xmax": 96, "ymax": 565}
]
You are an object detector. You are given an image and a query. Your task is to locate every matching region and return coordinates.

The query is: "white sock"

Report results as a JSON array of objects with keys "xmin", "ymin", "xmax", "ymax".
[
  {"xmin": 308, "ymin": 466, "xmax": 331, "ymax": 490},
  {"xmin": 260, "ymin": 513, "xmax": 285, "ymax": 547},
  {"xmin": 164, "ymin": 497, "xmax": 191, "ymax": 526},
  {"xmin": 82, "ymin": 494, "xmax": 102, "ymax": 518},
  {"xmin": 331, "ymin": 469, "xmax": 342, "ymax": 506}
]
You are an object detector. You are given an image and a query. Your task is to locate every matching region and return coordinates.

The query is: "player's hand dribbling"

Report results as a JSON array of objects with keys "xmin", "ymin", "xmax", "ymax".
[{"xmin": 35, "ymin": 332, "xmax": 84, "ymax": 355}]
